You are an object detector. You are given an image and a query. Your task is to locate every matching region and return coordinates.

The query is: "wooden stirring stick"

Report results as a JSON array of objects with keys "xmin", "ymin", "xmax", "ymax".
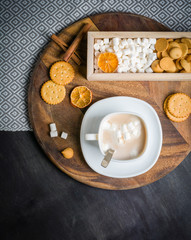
[
  {"xmin": 51, "ymin": 34, "xmax": 81, "ymax": 65},
  {"xmin": 62, "ymin": 23, "xmax": 91, "ymax": 63}
]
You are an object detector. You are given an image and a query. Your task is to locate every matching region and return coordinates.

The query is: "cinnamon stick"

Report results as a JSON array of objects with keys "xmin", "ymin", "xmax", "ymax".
[
  {"xmin": 51, "ymin": 34, "xmax": 81, "ymax": 65},
  {"xmin": 62, "ymin": 23, "xmax": 91, "ymax": 63}
]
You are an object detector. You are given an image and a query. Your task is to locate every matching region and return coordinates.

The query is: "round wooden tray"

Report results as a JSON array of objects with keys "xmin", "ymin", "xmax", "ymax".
[{"xmin": 28, "ymin": 13, "xmax": 191, "ymax": 190}]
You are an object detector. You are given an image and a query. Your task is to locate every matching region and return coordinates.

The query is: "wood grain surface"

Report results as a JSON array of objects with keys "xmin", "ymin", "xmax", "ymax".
[{"xmin": 28, "ymin": 13, "xmax": 191, "ymax": 190}]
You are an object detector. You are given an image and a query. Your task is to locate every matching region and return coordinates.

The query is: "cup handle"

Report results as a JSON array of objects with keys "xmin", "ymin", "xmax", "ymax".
[{"xmin": 85, "ymin": 134, "xmax": 98, "ymax": 141}]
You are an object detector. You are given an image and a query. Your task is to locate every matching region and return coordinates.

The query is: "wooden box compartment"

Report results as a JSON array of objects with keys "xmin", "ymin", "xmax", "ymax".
[{"xmin": 87, "ymin": 31, "xmax": 191, "ymax": 81}]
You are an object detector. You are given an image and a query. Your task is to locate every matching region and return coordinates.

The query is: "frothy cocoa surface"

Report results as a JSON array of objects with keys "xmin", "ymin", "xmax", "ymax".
[{"xmin": 100, "ymin": 113, "xmax": 146, "ymax": 160}]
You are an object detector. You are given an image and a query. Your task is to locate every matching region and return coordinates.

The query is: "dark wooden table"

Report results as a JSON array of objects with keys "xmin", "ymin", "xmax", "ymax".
[{"xmin": 0, "ymin": 131, "xmax": 191, "ymax": 240}]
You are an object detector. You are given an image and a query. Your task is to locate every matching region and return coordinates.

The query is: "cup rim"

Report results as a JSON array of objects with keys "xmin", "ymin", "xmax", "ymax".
[{"xmin": 98, "ymin": 111, "xmax": 149, "ymax": 163}]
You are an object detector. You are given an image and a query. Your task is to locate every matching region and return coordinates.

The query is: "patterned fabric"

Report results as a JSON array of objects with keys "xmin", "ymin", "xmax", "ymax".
[{"xmin": 0, "ymin": 0, "xmax": 190, "ymax": 131}]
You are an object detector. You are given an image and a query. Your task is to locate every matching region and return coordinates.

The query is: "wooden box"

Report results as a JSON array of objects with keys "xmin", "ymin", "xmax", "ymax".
[{"xmin": 87, "ymin": 31, "xmax": 191, "ymax": 81}]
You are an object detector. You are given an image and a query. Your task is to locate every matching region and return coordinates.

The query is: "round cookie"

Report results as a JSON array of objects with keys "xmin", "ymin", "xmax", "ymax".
[
  {"xmin": 41, "ymin": 80, "xmax": 66, "ymax": 105},
  {"xmin": 169, "ymin": 47, "xmax": 182, "ymax": 59},
  {"xmin": 179, "ymin": 43, "xmax": 188, "ymax": 58},
  {"xmin": 151, "ymin": 60, "xmax": 164, "ymax": 73},
  {"xmin": 167, "ymin": 93, "xmax": 191, "ymax": 118},
  {"xmin": 163, "ymin": 95, "xmax": 189, "ymax": 122},
  {"xmin": 160, "ymin": 57, "xmax": 176, "ymax": 72},
  {"xmin": 180, "ymin": 59, "xmax": 191, "ymax": 72},
  {"xmin": 50, "ymin": 61, "xmax": 75, "ymax": 85},
  {"xmin": 176, "ymin": 59, "xmax": 183, "ymax": 70},
  {"xmin": 181, "ymin": 38, "xmax": 191, "ymax": 48},
  {"xmin": 162, "ymin": 51, "xmax": 169, "ymax": 58},
  {"xmin": 155, "ymin": 38, "xmax": 168, "ymax": 52},
  {"xmin": 168, "ymin": 41, "xmax": 180, "ymax": 51}
]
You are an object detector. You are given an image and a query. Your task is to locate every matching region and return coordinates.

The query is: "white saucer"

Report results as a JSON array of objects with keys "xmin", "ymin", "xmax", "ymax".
[{"xmin": 80, "ymin": 96, "xmax": 163, "ymax": 178}]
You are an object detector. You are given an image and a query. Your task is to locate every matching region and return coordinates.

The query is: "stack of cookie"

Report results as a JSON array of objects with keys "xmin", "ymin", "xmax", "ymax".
[
  {"xmin": 152, "ymin": 38, "xmax": 191, "ymax": 73},
  {"xmin": 41, "ymin": 61, "xmax": 75, "ymax": 105},
  {"xmin": 163, "ymin": 93, "xmax": 191, "ymax": 122}
]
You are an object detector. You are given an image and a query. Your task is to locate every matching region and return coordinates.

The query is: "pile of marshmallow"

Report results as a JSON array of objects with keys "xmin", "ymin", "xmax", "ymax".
[
  {"xmin": 102, "ymin": 119, "xmax": 141, "ymax": 152},
  {"xmin": 94, "ymin": 37, "xmax": 157, "ymax": 73}
]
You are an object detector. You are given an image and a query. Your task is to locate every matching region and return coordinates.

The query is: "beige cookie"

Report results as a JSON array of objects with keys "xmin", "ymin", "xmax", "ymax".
[
  {"xmin": 41, "ymin": 80, "xmax": 66, "ymax": 105},
  {"xmin": 167, "ymin": 93, "xmax": 191, "ymax": 118},
  {"xmin": 179, "ymin": 43, "xmax": 188, "ymax": 58},
  {"xmin": 180, "ymin": 59, "xmax": 191, "ymax": 72},
  {"xmin": 151, "ymin": 60, "xmax": 164, "ymax": 73},
  {"xmin": 163, "ymin": 95, "xmax": 189, "ymax": 122},
  {"xmin": 50, "ymin": 61, "xmax": 75, "ymax": 85},
  {"xmin": 160, "ymin": 57, "xmax": 176, "ymax": 72},
  {"xmin": 169, "ymin": 47, "xmax": 182, "ymax": 59},
  {"xmin": 155, "ymin": 38, "xmax": 168, "ymax": 52}
]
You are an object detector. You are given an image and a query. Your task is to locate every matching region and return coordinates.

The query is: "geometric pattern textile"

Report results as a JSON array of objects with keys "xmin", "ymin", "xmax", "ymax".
[{"xmin": 0, "ymin": 0, "xmax": 190, "ymax": 131}]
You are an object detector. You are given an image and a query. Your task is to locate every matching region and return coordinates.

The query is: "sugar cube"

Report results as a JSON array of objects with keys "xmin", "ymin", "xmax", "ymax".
[
  {"xmin": 61, "ymin": 131, "xmax": 68, "ymax": 139},
  {"xmin": 49, "ymin": 123, "xmax": 57, "ymax": 132},
  {"xmin": 50, "ymin": 131, "xmax": 58, "ymax": 138},
  {"xmin": 103, "ymin": 38, "xmax": 109, "ymax": 44}
]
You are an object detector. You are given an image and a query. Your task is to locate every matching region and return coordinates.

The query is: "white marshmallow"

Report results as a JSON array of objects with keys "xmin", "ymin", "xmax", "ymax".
[
  {"xmin": 142, "ymin": 47, "xmax": 149, "ymax": 54},
  {"xmin": 103, "ymin": 38, "xmax": 109, "ymax": 44},
  {"xmin": 149, "ymin": 38, "xmax": 156, "ymax": 44},
  {"xmin": 121, "ymin": 39, "xmax": 127, "ymax": 46},
  {"xmin": 129, "ymin": 45, "xmax": 136, "ymax": 53},
  {"xmin": 134, "ymin": 119, "xmax": 141, "ymax": 126},
  {"xmin": 118, "ymin": 58, "xmax": 122, "ymax": 64},
  {"xmin": 94, "ymin": 43, "xmax": 100, "ymax": 51},
  {"xmin": 50, "ymin": 131, "xmax": 58, "ymax": 138},
  {"xmin": 100, "ymin": 45, "xmax": 106, "ymax": 52},
  {"xmin": 122, "ymin": 66, "xmax": 130, "ymax": 72},
  {"xmin": 130, "ymin": 148, "xmax": 139, "ymax": 158},
  {"xmin": 142, "ymin": 38, "xmax": 149, "ymax": 45},
  {"xmin": 117, "ymin": 130, "xmax": 122, "ymax": 138},
  {"xmin": 145, "ymin": 67, "xmax": 153, "ymax": 73},
  {"xmin": 61, "ymin": 131, "xmax": 68, "ymax": 139},
  {"xmin": 49, "ymin": 123, "xmax": 57, "ymax": 132},
  {"xmin": 113, "ymin": 45, "xmax": 119, "ymax": 52},
  {"xmin": 111, "ymin": 123, "xmax": 117, "ymax": 131},
  {"xmin": 122, "ymin": 55, "xmax": 130, "ymax": 60},
  {"xmin": 136, "ymin": 46, "xmax": 142, "ymax": 53},
  {"xmin": 99, "ymin": 40, "xmax": 104, "ymax": 46},
  {"xmin": 147, "ymin": 48, "xmax": 153, "ymax": 54},
  {"xmin": 119, "ymin": 44, "xmax": 125, "ymax": 49},
  {"xmin": 113, "ymin": 37, "xmax": 120, "ymax": 46},
  {"xmin": 103, "ymin": 121, "xmax": 111, "ymax": 129},
  {"xmin": 122, "ymin": 124, "xmax": 128, "ymax": 133},
  {"xmin": 104, "ymin": 44, "xmax": 110, "ymax": 49},
  {"xmin": 130, "ymin": 67, "xmax": 137, "ymax": 73},
  {"xmin": 117, "ymin": 67, "xmax": 123, "ymax": 73},
  {"xmin": 123, "ymin": 59, "xmax": 130, "ymax": 66},
  {"xmin": 132, "ymin": 128, "xmax": 141, "ymax": 138},
  {"xmin": 127, "ymin": 39, "xmax": 133, "ymax": 44},
  {"xmin": 123, "ymin": 49, "xmax": 131, "ymax": 55},
  {"xmin": 106, "ymin": 47, "xmax": 113, "ymax": 52},
  {"xmin": 139, "ymin": 52, "xmax": 146, "ymax": 58},
  {"xmin": 150, "ymin": 44, "xmax": 155, "ymax": 50},
  {"xmin": 127, "ymin": 122, "xmax": 135, "ymax": 131},
  {"xmin": 96, "ymin": 39, "xmax": 102, "ymax": 44},
  {"xmin": 148, "ymin": 53, "xmax": 157, "ymax": 61},
  {"xmin": 116, "ymin": 50, "xmax": 122, "ymax": 58},
  {"xmin": 124, "ymin": 131, "xmax": 131, "ymax": 141},
  {"xmin": 137, "ymin": 38, "xmax": 142, "ymax": 45},
  {"xmin": 135, "ymin": 57, "xmax": 140, "ymax": 63}
]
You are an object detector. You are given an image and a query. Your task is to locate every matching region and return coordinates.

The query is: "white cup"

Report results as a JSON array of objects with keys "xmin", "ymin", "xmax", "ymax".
[{"xmin": 85, "ymin": 112, "xmax": 148, "ymax": 162}]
